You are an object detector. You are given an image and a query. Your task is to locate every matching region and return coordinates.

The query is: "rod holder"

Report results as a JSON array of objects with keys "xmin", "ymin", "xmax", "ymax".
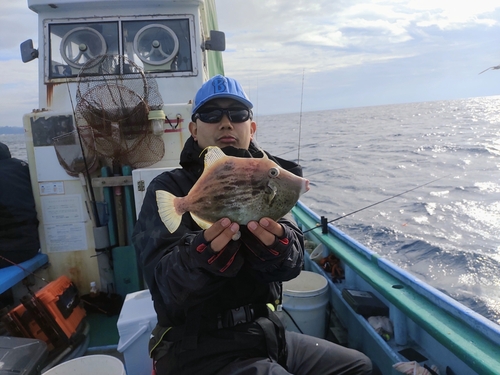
[{"xmin": 321, "ymin": 216, "xmax": 328, "ymax": 234}]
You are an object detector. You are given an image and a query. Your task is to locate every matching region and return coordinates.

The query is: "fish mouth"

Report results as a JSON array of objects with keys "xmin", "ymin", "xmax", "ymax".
[{"xmin": 302, "ymin": 179, "xmax": 310, "ymax": 194}]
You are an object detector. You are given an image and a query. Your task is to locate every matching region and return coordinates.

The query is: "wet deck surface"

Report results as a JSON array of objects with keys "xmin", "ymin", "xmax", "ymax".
[
  {"xmin": 84, "ymin": 312, "xmax": 124, "ymax": 363},
  {"xmin": 86, "ymin": 313, "xmax": 120, "ymax": 347}
]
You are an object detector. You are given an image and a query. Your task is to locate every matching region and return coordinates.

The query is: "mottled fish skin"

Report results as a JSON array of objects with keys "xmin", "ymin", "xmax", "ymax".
[{"xmin": 157, "ymin": 147, "xmax": 309, "ymax": 233}]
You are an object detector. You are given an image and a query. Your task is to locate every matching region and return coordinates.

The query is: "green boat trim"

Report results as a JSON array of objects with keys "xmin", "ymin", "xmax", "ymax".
[{"xmin": 293, "ymin": 200, "xmax": 500, "ymax": 375}]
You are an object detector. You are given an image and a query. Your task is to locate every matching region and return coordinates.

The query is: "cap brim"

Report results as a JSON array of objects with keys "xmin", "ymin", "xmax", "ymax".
[{"xmin": 192, "ymin": 93, "xmax": 253, "ymax": 113}]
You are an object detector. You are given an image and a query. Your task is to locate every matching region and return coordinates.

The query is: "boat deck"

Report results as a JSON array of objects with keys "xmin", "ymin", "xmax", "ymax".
[{"xmin": 85, "ymin": 313, "xmax": 121, "ymax": 352}]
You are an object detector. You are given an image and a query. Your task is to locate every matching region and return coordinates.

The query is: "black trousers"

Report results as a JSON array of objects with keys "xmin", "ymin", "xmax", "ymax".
[{"xmin": 216, "ymin": 331, "xmax": 372, "ymax": 375}]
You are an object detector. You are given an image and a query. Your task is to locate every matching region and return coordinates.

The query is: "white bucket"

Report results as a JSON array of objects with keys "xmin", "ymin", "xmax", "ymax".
[
  {"xmin": 42, "ymin": 355, "xmax": 125, "ymax": 375},
  {"xmin": 282, "ymin": 271, "xmax": 329, "ymax": 338}
]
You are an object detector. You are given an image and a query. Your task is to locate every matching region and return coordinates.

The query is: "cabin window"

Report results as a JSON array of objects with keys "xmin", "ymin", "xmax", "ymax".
[
  {"xmin": 49, "ymin": 22, "xmax": 119, "ymax": 78},
  {"xmin": 122, "ymin": 19, "xmax": 193, "ymax": 73},
  {"xmin": 46, "ymin": 16, "xmax": 196, "ymax": 81}
]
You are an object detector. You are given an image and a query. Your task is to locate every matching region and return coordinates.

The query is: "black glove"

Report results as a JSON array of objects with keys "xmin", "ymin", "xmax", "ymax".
[
  {"xmin": 239, "ymin": 225, "xmax": 294, "ymax": 266},
  {"xmin": 187, "ymin": 231, "xmax": 244, "ymax": 276}
]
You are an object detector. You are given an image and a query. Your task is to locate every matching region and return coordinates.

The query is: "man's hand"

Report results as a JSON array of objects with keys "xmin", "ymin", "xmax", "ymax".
[
  {"xmin": 246, "ymin": 217, "xmax": 284, "ymax": 245},
  {"xmin": 204, "ymin": 218, "xmax": 240, "ymax": 252}
]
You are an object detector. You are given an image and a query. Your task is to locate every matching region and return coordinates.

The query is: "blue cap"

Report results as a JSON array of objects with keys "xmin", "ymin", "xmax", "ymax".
[{"xmin": 192, "ymin": 75, "xmax": 253, "ymax": 114}]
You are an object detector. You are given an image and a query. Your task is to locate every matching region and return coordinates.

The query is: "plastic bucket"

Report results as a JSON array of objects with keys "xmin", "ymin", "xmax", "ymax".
[
  {"xmin": 282, "ymin": 271, "xmax": 329, "ymax": 338},
  {"xmin": 42, "ymin": 355, "xmax": 125, "ymax": 375},
  {"xmin": 309, "ymin": 243, "xmax": 328, "ymax": 263}
]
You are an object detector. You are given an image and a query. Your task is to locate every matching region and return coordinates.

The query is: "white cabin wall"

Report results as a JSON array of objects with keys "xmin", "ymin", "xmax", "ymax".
[{"xmin": 23, "ymin": 0, "xmax": 216, "ymax": 293}]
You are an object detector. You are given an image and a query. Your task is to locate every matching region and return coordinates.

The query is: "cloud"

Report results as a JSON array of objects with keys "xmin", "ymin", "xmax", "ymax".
[
  {"xmin": 217, "ymin": 0, "xmax": 500, "ymax": 72},
  {"xmin": 0, "ymin": 60, "xmax": 38, "ymax": 127},
  {"xmin": 214, "ymin": 0, "xmax": 500, "ymax": 114},
  {"xmin": 0, "ymin": 4, "xmax": 38, "ymax": 60},
  {"xmin": 1, "ymin": 1, "xmax": 500, "ymax": 123},
  {"xmin": 0, "ymin": 3, "xmax": 39, "ymax": 126}
]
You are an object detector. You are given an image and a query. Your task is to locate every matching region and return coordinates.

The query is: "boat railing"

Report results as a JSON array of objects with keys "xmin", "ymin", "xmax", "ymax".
[{"xmin": 293, "ymin": 200, "xmax": 500, "ymax": 375}]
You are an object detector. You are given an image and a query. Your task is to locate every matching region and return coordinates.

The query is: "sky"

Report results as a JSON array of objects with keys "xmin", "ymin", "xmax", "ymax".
[{"xmin": 1, "ymin": 0, "xmax": 500, "ymax": 126}]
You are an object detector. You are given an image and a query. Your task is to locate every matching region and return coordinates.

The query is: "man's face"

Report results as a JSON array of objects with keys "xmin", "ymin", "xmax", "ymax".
[{"xmin": 189, "ymin": 98, "xmax": 256, "ymax": 150}]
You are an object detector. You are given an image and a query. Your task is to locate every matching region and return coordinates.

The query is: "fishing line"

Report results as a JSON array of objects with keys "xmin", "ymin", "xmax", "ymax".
[
  {"xmin": 65, "ymin": 79, "xmax": 101, "ymax": 227},
  {"xmin": 0, "ymin": 255, "xmax": 49, "ymax": 284},
  {"xmin": 0, "ymin": 254, "xmax": 111, "ymax": 315},
  {"xmin": 297, "ymin": 69, "xmax": 305, "ymax": 165},
  {"xmin": 281, "ymin": 306, "xmax": 304, "ymax": 334},
  {"xmin": 274, "ymin": 130, "xmax": 342, "ymax": 159},
  {"xmin": 302, "ymin": 174, "xmax": 450, "ymax": 234},
  {"xmin": 301, "ymin": 164, "xmax": 352, "ymax": 179}
]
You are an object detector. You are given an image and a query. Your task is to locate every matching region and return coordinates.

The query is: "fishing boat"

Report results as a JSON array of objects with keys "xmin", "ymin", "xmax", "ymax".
[{"xmin": 4, "ymin": 0, "xmax": 499, "ymax": 374}]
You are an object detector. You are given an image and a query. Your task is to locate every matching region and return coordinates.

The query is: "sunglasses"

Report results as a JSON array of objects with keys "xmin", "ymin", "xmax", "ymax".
[{"xmin": 192, "ymin": 108, "xmax": 252, "ymax": 123}]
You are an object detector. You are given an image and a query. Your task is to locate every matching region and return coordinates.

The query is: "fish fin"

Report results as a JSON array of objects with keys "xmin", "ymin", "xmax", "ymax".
[
  {"xmin": 156, "ymin": 190, "xmax": 182, "ymax": 233},
  {"xmin": 190, "ymin": 212, "xmax": 213, "ymax": 230},
  {"xmin": 202, "ymin": 146, "xmax": 226, "ymax": 169}
]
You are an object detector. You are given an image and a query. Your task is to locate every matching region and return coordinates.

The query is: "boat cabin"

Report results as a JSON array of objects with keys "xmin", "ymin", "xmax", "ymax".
[{"xmin": 19, "ymin": 0, "xmax": 225, "ymax": 295}]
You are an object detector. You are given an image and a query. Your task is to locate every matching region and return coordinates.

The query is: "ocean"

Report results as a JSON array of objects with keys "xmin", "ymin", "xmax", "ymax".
[
  {"xmin": 255, "ymin": 96, "xmax": 500, "ymax": 325},
  {"xmin": 2, "ymin": 96, "xmax": 500, "ymax": 324}
]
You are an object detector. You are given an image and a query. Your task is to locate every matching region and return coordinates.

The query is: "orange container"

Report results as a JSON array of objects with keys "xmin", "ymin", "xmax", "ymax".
[
  {"xmin": 33, "ymin": 275, "xmax": 86, "ymax": 338},
  {"xmin": 4, "ymin": 276, "xmax": 85, "ymax": 349},
  {"xmin": 3, "ymin": 305, "xmax": 53, "ymax": 350}
]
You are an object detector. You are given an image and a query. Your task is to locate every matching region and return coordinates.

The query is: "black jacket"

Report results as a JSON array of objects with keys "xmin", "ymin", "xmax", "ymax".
[
  {"xmin": 132, "ymin": 137, "xmax": 304, "ymax": 373},
  {"xmin": 0, "ymin": 142, "xmax": 40, "ymax": 267},
  {"xmin": 132, "ymin": 137, "xmax": 304, "ymax": 328}
]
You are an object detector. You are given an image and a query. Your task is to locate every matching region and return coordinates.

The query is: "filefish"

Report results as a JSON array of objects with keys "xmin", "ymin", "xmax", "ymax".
[{"xmin": 156, "ymin": 146, "xmax": 310, "ymax": 233}]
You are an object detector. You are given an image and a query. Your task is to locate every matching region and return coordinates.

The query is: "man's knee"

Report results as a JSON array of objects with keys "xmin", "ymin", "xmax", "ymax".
[{"xmin": 353, "ymin": 352, "xmax": 373, "ymax": 375}]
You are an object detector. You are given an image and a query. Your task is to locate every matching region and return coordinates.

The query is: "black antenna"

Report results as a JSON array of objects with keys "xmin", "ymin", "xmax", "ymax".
[{"xmin": 303, "ymin": 175, "xmax": 449, "ymax": 234}]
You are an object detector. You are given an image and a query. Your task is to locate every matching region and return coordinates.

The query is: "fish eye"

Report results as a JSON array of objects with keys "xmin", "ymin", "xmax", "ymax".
[{"xmin": 268, "ymin": 167, "xmax": 280, "ymax": 178}]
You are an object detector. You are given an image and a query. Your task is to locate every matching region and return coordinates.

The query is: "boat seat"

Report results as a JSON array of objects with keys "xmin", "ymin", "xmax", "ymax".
[{"xmin": 0, "ymin": 253, "xmax": 49, "ymax": 295}]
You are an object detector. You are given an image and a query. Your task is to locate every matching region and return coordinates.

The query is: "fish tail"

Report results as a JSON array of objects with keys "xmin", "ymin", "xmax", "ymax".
[{"xmin": 156, "ymin": 190, "xmax": 183, "ymax": 233}]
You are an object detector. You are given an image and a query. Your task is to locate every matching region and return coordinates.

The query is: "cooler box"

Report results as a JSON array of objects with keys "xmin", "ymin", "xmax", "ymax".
[
  {"xmin": 0, "ymin": 336, "xmax": 48, "ymax": 375},
  {"xmin": 117, "ymin": 289, "xmax": 157, "ymax": 375},
  {"xmin": 341, "ymin": 289, "xmax": 389, "ymax": 317}
]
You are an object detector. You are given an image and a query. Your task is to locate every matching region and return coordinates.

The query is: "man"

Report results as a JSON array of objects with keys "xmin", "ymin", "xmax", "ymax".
[
  {"xmin": 0, "ymin": 142, "xmax": 40, "ymax": 268},
  {"xmin": 132, "ymin": 75, "xmax": 372, "ymax": 375}
]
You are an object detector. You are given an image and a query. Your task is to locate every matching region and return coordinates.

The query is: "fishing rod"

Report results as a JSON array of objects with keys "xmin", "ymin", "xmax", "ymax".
[{"xmin": 302, "ymin": 174, "xmax": 450, "ymax": 234}]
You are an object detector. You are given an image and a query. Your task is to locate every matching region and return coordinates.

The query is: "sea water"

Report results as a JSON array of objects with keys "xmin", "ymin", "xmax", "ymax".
[
  {"xmin": 2, "ymin": 96, "xmax": 500, "ymax": 324},
  {"xmin": 256, "ymin": 96, "xmax": 500, "ymax": 325}
]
